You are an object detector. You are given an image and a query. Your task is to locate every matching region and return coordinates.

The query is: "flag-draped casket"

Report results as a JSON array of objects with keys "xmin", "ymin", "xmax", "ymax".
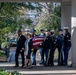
[{"xmin": 32, "ymin": 36, "xmax": 45, "ymax": 49}]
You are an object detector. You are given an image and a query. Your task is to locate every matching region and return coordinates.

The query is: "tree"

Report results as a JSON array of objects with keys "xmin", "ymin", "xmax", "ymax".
[
  {"xmin": 35, "ymin": 3, "xmax": 61, "ymax": 34},
  {"xmin": 0, "ymin": 2, "xmax": 42, "ymax": 43}
]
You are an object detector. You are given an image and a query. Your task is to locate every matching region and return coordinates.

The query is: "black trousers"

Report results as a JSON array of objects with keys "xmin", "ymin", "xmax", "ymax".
[
  {"xmin": 40, "ymin": 48, "xmax": 44, "ymax": 63},
  {"xmin": 32, "ymin": 49, "xmax": 37, "ymax": 64},
  {"xmin": 15, "ymin": 50, "xmax": 25, "ymax": 66},
  {"xmin": 58, "ymin": 46, "xmax": 64, "ymax": 65},
  {"xmin": 48, "ymin": 48, "xmax": 55, "ymax": 65}
]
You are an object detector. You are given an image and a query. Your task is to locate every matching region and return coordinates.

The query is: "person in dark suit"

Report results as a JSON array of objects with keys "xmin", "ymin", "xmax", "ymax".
[
  {"xmin": 43, "ymin": 29, "xmax": 51, "ymax": 66},
  {"xmin": 48, "ymin": 30, "xmax": 57, "ymax": 67},
  {"xmin": 24, "ymin": 33, "xmax": 33, "ymax": 69},
  {"xmin": 57, "ymin": 29, "xmax": 64, "ymax": 66},
  {"xmin": 39, "ymin": 28, "xmax": 45, "ymax": 65},
  {"xmin": 31, "ymin": 29, "xmax": 37, "ymax": 65},
  {"xmin": 15, "ymin": 30, "xmax": 26, "ymax": 68},
  {"xmin": 64, "ymin": 27, "xmax": 71, "ymax": 66}
]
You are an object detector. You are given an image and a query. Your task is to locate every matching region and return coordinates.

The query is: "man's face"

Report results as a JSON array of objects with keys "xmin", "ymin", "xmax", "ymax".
[
  {"xmin": 64, "ymin": 30, "xmax": 66, "ymax": 34},
  {"xmin": 41, "ymin": 31, "xmax": 44, "ymax": 34},
  {"xmin": 18, "ymin": 31, "xmax": 22, "ymax": 36},
  {"xmin": 51, "ymin": 32, "xmax": 54, "ymax": 35},
  {"xmin": 45, "ymin": 31, "xmax": 50, "ymax": 36},
  {"xmin": 27, "ymin": 35, "xmax": 30, "ymax": 39},
  {"xmin": 32, "ymin": 32, "xmax": 35, "ymax": 35},
  {"xmin": 64, "ymin": 29, "xmax": 68, "ymax": 34},
  {"xmin": 59, "ymin": 31, "xmax": 63, "ymax": 35}
]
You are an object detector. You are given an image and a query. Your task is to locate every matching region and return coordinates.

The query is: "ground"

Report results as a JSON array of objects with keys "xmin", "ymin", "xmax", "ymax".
[
  {"xmin": 0, "ymin": 47, "xmax": 76, "ymax": 75},
  {"xmin": 0, "ymin": 62, "xmax": 76, "ymax": 75}
]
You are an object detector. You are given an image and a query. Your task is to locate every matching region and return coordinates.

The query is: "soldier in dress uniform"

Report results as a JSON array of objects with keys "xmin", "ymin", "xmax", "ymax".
[
  {"xmin": 57, "ymin": 29, "xmax": 64, "ymax": 66},
  {"xmin": 42, "ymin": 29, "xmax": 51, "ymax": 66},
  {"xmin": 39, "ymin": 28, "xmax": 45, "ymax": 65},
  {"xmin": 31, "ymin": 29, "xmax": 37, "ymax": 65},
  {"xmin": 48, "ymin": 30, "xmax": 57, "ymax": 67},
  {"xmin": 25, "ymin": 29, "xmax": 30, "ymax": 36},
  {"xmin": 63, "ymin": 27, "xmax": 71, "ymax": 66}
]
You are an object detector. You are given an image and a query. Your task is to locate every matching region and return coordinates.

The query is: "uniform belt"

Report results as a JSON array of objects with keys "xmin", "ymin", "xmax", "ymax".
[{"xmin": 68, "ymin": 40, "xmax": 71, "ymax": 41}]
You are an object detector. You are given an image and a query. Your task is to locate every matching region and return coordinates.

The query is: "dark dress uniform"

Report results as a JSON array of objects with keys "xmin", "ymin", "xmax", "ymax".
[
  {"xmin": 57, "ymin": 34, "xmax": 64, "ymax": 66},
  {"xmin": 64, "ymin": 32, "xmax": 71, "ymax": 65},
  {"xmin": 42, "ymin": 35, "xmax": 51, "ymax": 66},
  {"xmin": 32, "ymin": 34, "xmax": 38, "ymax": 65},
  {"xmin": 48, "ymin": 34, "xmax": 57, "ymax": 66},
  {"xmin": 39, "ymin": 33, "xmax": 46, "ymax": 64},
  {"xmin": 15, "ymin": 35, "xmax": 26, "ymax": 67}
]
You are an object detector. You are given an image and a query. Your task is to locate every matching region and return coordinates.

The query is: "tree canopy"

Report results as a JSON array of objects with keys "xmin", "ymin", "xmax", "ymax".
[
  {"xmin": 0, "ymin": 2, "xmax": 42, "ymax": 43},
  {"xmin": 0, "ymin": 2, "xmax": 61, "ymax": 43}
]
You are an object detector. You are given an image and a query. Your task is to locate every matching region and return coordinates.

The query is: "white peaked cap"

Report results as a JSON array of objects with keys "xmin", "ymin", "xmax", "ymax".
[
  {"xmin": 25, "ymin": 29, "xmax": 30, "ymax": 32},
  {"xmin": 64, "ymin": 27, "xmax": 69, "ymax": 30},
  {"xmin": 51, "ymin": 30, "xmax": 55, "ymax": 32}
]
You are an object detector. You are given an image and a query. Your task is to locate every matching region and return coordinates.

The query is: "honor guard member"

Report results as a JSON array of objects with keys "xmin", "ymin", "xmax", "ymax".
[
  {"xmin": 15, "ymin": 30, "xmax": 26, "ymax": 68},
  {"xmin": 39, "ymin": 28, "xmax": 45, "ymax": 64},
  {"xmin": 43, "ymin": 29, "xmax": 51, "ymax": 66},
  {"xmin": 48, "ymin": 30, "xmax": 57, "ymax": 66},
  {"xmin": 31, "ymin": 29, "xmax": 37, "ymax": 65},
  {"xmin": 64, "ymin": 27, "xmax": 71, "ymax": 66},
  {"xmin": 57, "ymin": 29, "xmax": 64, "ymax": 66},
  {"xmin": 25, "ymin": 29, "xmax": 30, "ymax": 35}
]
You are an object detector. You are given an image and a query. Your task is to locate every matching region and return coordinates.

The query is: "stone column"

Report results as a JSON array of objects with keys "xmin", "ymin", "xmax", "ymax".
[
  {"xmin": 71, "ymin": 0, "xmax": 76, "ymax": 67},
  {"xmin": 61, "ymin": 2, "xmax": 72, "ymax": 63},
  {"xmin": 61, "ymin": 2, "xmax": 71, "ymax": 32}
]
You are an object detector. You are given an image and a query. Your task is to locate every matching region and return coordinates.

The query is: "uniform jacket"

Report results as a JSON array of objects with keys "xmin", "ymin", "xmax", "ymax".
[
  {"xmin": 64, "ymin": 32, "xmax": 71, "ymax": 47},
  {"xmin": 16, "ymin": 35, "xmax": 26, "ymax": 51},
  {"xmin": 50, "ymin": 34, "xmax": 57, "ymax": 48},
  {"xmin": 57, "ymin": 34, "xmax": 64, "ymax": 47},
  {"xmin": 43, "ymin": 35, "xmax": 51, "ymax": 49}
]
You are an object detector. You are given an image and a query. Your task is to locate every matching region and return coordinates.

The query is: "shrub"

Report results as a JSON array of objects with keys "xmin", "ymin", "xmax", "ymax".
[
  {"xmin": 0, "ymin": 69, "xmax": 24, "ymax": 75},
  {"xmin": 0, "ymin": 51, "xmax": 6, "ymax": 57},
  {"xmin": 1, "ymin": 42, "xmax": 10, "ymax": 49}
]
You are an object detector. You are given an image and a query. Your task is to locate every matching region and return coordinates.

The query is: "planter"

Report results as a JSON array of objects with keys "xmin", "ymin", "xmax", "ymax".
[{"xmin": 0, "ymin": 56, "xmax": 7, "ymax": 62}]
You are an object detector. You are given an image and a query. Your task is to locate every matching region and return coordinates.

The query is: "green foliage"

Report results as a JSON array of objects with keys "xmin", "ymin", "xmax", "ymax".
[
  {"xmin": 0, "ymin": 69, "xmax": 23, "ymax": 75},
  {"xmin": 35, "ymin": 4, "xmax": 61, "ymax": 34},
  {"xmin": 0, "ymin": 51, "xmax": 6, "ymax": 57},
  {"xmin": 0, "ymin": 2, "xmax": 41, "ymax": 43},
  {"xmin": 1, "ymin": 42, "xmax": 10, "ymax": 49},
  {"xmin": 25, "ymin": 18, "xmax": 33, "ymax": 26}
]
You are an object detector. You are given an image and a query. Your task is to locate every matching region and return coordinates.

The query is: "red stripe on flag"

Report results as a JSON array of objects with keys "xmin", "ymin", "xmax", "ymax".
[{"xmin": 32, "ymin": 36, "xmax": 45, "ymax": 48}]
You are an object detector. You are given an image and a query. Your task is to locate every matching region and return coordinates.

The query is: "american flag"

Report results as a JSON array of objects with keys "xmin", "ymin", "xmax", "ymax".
[{"xmin": 32, "ymin": 36, "xmax": 45, "ymax": 49}]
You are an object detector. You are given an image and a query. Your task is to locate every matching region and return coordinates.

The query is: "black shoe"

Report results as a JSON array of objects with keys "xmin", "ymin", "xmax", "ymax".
[
  {"xmin": 68, "ymin": 64, "xmax": 72, "ymax": 67},
  {"xmin": 14, "ymin": 65, "xmax": 19, "ymax": 68},
  {"xmin": 63, "ymin": 64, "xmax": 67, "ymax": 66},
  {"xmin": 39, "ymin": 62, "xmax": 44, "ymax": 65},
  {"xmin": 32, "ymin": 63, "xmax": 36, "ymax": 65},
  {"xmin": 20, "ymin": 65, "xmax": 24, "ymax": 68},
  {"xmin": 58, "ymin": 64, "xmax": 61, "ymax": 66},
  {"xmin": 24, "ymin": 66, "xmax": 27, "ymax": 69},
  {"xmin": 44, "ymin": 64, "xmax": 48, "ymax": 67},
  {"xmin": 50, "ymin": 64, "xmax": 54, "ymax": 67},
  {"xmin": 28, "ymin": 66, "xmax": 33, "ymax": 69}
]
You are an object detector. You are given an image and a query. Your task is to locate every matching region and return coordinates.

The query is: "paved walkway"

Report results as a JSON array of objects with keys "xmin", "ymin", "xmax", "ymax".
[
  {"xmin": 0, "ymin": 62, "xmax": 76, "ymax": 75},
  {"xmin": 0, "ymin": 47, "xmax": 76, "ymax": 75}
]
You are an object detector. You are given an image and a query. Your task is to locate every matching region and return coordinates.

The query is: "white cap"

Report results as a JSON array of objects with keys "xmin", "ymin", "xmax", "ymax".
[
  {"xmin": 51, "ymin": 30, "xmax": 55, "ymax": 32},
  {"xmin": 64, "ymin": 27, "xmax": 69, "ymax": 30},
  {"xmin": 25, "ymin": 29, "xmax": 30, "ymax": 32}
]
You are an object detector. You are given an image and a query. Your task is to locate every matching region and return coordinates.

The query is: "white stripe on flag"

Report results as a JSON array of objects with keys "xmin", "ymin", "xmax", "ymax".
[
  {"xmin": 33, "ymin": 42, "xmax": 42, "ymax": 45},
  {"xmin": 33, "ymin": 38, "xmax": 44, "ymax": 41}
]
